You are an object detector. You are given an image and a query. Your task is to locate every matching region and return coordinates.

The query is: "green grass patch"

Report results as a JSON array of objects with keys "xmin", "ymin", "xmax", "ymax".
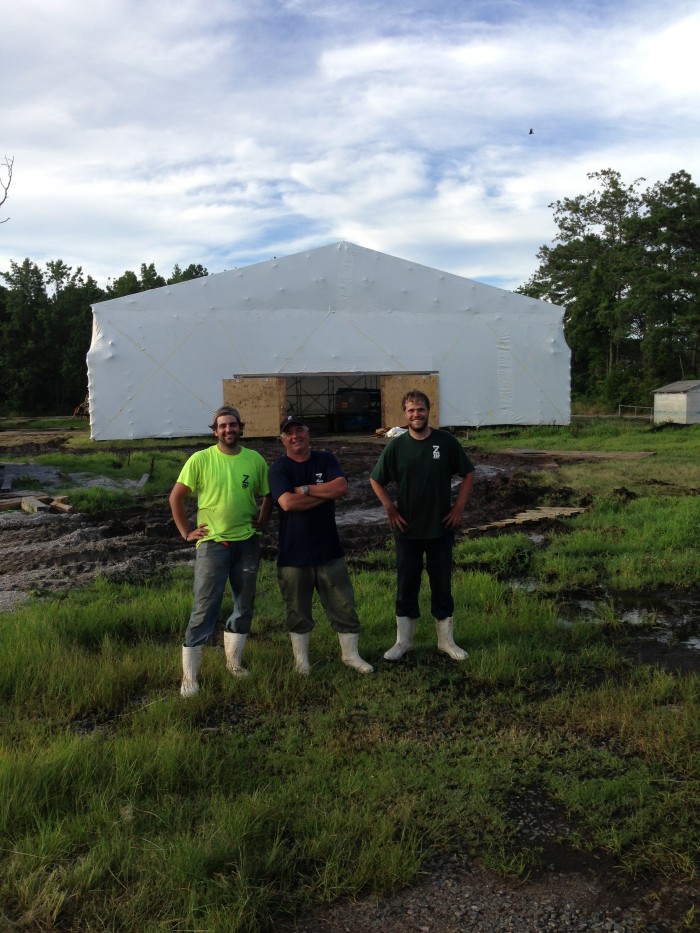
[
  {"xmin": 1, "ymin": 554, "xmax": 697, "ymax": 931},
  {"xmin": 531, "ymin": 495, "xmax": 700, "ymax": 591}
]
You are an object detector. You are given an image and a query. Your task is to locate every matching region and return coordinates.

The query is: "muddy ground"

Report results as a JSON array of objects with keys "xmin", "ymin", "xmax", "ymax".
[
  {"xmin": 0, "ymin": 434, "xmax": 566, "ymax": 611},
  {"xmin": 1, "ymin": 432, "xmax": 698, "ymax": 931}
]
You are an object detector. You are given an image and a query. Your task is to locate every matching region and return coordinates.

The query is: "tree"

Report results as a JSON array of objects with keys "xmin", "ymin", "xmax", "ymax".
[
  {"xmin": 105, "ymin": 261, "xmax": 172, "ymax": 297},
  {"xmin": 0, "ymin": 259, "xmax": 106, "ymax": 413},
  {"xmin": 518, "ymin": 169, "xmax": 700, "ymax": 406},
  {"xmin": 49, "ymin": 265, "xmax": 106, "ymax": 408},
  {"xmin": 0, "ymin": 259, "xmax": 53, "ymax": 411},
  {"xmin": 139, "ymin": 262, "xmax": 166, "ymax": 291},
  {"xmin": 626, "ymin": 171, "xmax": 700, "ymax": 384},
  {"xmin": 0, "ymin": 254, "xmax": 207, "ymax": 414},
  {"xmin": 0, "ymin": 155, "xmax": 13, "ymax": 224},
  {"xmin": 168, "ymin": 263, "xmax": 208, "ymax": 283},
  {"xmin": 105, "ymin": 269, "xmax": 140, "ymax": 298}
]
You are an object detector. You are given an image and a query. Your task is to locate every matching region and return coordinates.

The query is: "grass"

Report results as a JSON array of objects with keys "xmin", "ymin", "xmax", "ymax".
[
  {"xmin": 1, "ymin": 421, "xmax": 699, "ymax": 930},
  {"xmin": 2, "ymin": 569, "xmax": 697, "ymax": 930},
  {"xmin": 0, "ymin": 425, "xmax": 212, "ymax": 508}
]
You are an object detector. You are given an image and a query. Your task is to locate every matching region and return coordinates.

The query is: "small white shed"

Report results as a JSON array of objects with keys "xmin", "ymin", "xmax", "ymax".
[
  {"xmin": 653, "ymin": 380, "xmax": 700, "ymax": 425},
  {"xmin": 86, "ymin": 241, "xmax": 570, "ymax": 439}
]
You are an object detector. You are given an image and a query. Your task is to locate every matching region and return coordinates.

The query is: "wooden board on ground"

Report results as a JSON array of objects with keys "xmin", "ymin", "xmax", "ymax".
[
  {"xmin": 499, "ymin": 449, "xmax": 656, "ymax": 460},
  {"xmin": 21, "ymin": 496, "xmax": 52, "ymax": 514},
  {"xmin": 467, "ymin": 505, "xmax": 587, "ymax": 534},
  {"xmin": 1, "ymin": 494, "xmax": 72, "ymax": 513}
]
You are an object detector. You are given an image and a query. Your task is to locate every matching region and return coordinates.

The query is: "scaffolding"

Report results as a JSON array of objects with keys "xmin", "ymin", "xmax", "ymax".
[{"xmin": 285, "ymin": 373, "xmax": 381, "ymax": 427}]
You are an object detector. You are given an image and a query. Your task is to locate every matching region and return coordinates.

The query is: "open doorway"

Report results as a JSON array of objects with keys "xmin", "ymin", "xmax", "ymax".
[{"xmin": 222, "ymin": 373, "xmax": 438, "ymax": 436}]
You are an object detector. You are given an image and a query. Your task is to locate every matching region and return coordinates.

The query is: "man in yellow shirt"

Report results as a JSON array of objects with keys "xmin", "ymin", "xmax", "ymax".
[{"xmin": 170, "ymin": 406, "xmax": 272, "ymax": 696}]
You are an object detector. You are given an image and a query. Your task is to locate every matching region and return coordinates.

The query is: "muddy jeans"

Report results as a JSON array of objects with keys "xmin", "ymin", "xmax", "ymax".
[
  {"xmin": 277, "ymin": 558, "xmax": 361, "ymax": 635},
  {"xmin": 183, "ymin": 537, "xmax": 261, "ymax": 647}
]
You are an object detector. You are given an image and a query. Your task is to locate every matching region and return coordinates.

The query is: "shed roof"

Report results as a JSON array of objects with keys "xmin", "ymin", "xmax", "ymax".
[{"xmin": 653, "ymin": 380, "xmax": 700, "ymax": 394}]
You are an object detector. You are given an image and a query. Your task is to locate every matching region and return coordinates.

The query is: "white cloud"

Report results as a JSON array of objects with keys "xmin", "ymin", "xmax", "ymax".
[{"xmin": 1, "ymin": 0, "xmax": 699, "ymax": 290}]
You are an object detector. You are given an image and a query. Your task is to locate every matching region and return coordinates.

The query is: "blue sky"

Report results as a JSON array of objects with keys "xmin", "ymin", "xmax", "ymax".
[{"xmin": 2, "ymin": 0, "xmax": 699, "ymax": 290}]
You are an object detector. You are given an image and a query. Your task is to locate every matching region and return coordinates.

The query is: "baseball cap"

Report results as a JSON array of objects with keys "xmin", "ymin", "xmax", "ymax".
[{"xmin": 280, "ymin": 414, "xmax": 306, "ymax": 433}]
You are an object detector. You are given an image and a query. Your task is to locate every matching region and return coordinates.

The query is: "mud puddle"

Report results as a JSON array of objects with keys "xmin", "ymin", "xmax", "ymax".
[
  {"xmin": 554, "ymin": 589, "xmax": 700, "ymax": 674},
  {"xmin": 558, "ymin": 590, "xmax": 700, "ymax": 644}
]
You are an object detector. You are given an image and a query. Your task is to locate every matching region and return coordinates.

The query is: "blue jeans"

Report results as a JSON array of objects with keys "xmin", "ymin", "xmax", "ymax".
[
  {"xmin": 394, "ymin": 533, "xmax": 455, "ymax": 621},
  {"xmin": 277, "ymin": 558, "xmax": 361, "ymax": 635},
  {"xmin": 183, "ymin": 537, "xmax": 261, "ymax": 647}
]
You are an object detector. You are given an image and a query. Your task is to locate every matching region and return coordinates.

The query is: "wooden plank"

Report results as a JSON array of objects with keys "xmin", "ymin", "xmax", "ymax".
[
  {"xmin": 2, "ymin": 494, "xmax": 72, "ymax": 513},
  {"xmin": 50, "ymin": 499, "xmax": 73, "ymax": 512},
  {"xmin": 0, "ymin": 497, "xmax": 25, "ymax": 511},
  {"xmin": 466, "ymin": 506, "xmax": 587, "ymax": 533},
  {"xmin": 21, "ymin": 496, "xmax": 52, "ymax": 514}
]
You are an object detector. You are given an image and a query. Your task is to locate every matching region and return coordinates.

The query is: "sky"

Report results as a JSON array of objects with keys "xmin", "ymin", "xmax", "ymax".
[{"xmin": 2, "ymin": 0, "xmax": 699, "ymax": 292}]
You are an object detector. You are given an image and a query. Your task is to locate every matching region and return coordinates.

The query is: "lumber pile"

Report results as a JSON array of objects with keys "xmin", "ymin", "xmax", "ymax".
[
  {"xmin": 466, "ymin": 505, "xmax": 586, "ymax": 534},
  {"xmin": 0, "ymin": 494, "xmax": 72, "ymax": 513}
]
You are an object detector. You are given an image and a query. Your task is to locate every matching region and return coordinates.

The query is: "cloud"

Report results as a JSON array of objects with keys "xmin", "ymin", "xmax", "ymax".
[{"xmin": 1, "ymin": 0, "xmax": 699, "ymax": 290}]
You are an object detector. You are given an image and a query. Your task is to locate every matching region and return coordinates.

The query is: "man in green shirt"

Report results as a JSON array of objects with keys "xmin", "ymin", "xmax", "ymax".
[
  {"xmin": 370, "ymin": 390, "xmax": 474, "ymax": 662},
  {"xmin": 170, "ymin": 406, "xmax": 272, "ymax": 696}
]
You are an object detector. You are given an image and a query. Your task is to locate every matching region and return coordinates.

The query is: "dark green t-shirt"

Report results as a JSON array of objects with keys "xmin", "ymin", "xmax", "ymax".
[{"xmin": 371, "ymin": 428, "xmax": 474, "ymax": 539}]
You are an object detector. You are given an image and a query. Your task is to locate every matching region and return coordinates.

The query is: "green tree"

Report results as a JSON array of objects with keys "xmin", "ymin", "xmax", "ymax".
[
  {"xmin": 626, "ymin": 171, "xmax": 700, "ymax": 385},
  {"xmin": 139, "ymin": 262, "xmax": 166, "ymax": 291},
  {"xmin": 0, "ymin": 260, "xmax": 106, "ymax": 414},
  {"xmin": 106, "ymin": 269, "xmax": 141, "ymax": 298},
  {"xmin": 50, "ymin": 265, "xmax": 106, "ymax": 408},
  {"xmin": 105, "ymin": 262, "xmax": 173, "ymax": 298},
  {"xmin": 168, "ymin": 263, "xmax": 208, "ymax": 283},
  {"xmin": 519, "ymin": 170, "xmax": 645, "ymax": 405},
  {"xmin": 0, "ymin": 259, "xmax": 53, "ymax": 412}
]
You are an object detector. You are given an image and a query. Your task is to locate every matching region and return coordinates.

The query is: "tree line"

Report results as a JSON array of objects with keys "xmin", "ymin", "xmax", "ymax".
[
  {"xmin": 519, "ymin": 168, "xmax": 700, "ymax": 407},
  {"xmin": 0, "ymin": 261, "xmax": 207, "ymax": 415},
  {"xmin": 1, "ymin": 166, "xmax": 699, "ymax": 416}
]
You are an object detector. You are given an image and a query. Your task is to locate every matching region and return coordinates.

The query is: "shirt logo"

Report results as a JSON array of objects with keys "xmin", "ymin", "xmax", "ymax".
[
  {"xmin": 315, "ymin": 473, "xmax": 323, "ymax": 484},
  {"xmin": 242, "ymin": 474, "xmax": 250, "ymax": 488},
  {"xmin": 433, "ymin": 446, "xmax": 441, "ymax": 460}
]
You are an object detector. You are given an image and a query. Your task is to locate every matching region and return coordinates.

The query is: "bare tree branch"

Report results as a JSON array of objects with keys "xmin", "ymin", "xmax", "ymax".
[{"xmin": 1, "ymin": 155, "xmax": 14, "ymax": 224}]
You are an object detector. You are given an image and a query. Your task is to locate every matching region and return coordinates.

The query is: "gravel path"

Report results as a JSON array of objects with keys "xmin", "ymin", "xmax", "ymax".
[{"xmin": 276, "ymin": 851, "xmax": 696, "ymax": 932}]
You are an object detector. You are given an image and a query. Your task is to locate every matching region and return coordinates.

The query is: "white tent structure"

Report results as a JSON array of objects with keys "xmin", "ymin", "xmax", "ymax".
[{"xmin": 87, "ymin": 241, "xmax": 570, "ymax": 440}]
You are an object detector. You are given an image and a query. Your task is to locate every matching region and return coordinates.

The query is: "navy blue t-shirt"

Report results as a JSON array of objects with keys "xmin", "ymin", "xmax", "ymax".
[{"xmin": 269, "ymin": 450, "xmax": 346, "ymax": 567}]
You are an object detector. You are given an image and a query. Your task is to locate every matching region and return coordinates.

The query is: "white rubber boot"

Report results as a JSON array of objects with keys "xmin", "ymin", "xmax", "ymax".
[
  {"xmin": 181, "ymin": 645, "xmax": 203, "ymax": 697},
  {"xmin": 223, "ymin": 631, "xmax": 249, "ymax": 677},
  {"xmin": 290, "ymin": 632, "xmax": 311, "ymax": 675},
  {"xmin": 436, "ymin": 617, "xmax": 468, "ymax": 660},
  {"xmin": 338, "ymin": 632, "xmax": 374, "ymax": 674},
  {"xmin": 383, "ymin": 616, "xmax": 416, "ymax": 660}
]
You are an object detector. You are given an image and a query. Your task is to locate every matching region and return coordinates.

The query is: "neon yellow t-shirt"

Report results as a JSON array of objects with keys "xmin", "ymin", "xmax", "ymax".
[{"xmin": 177, "ymin": 445, "xmax": 270, "ymax": 543}]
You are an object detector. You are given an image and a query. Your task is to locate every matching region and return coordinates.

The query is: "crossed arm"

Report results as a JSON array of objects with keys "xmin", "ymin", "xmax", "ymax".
[{"xmin": 276, "ymin": 476, "xmax": 348, "ymax": 512}]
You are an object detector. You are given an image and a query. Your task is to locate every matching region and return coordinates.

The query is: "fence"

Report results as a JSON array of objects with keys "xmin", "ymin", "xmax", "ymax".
[{"xmin": 618, "ymin": 405, "xmax": 653, "ymax": 421}]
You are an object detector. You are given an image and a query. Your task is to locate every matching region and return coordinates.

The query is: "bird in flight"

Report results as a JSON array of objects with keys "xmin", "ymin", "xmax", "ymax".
[{"xmin": 528, "ymin": 128, "xmax": 534, "ymax": 135}]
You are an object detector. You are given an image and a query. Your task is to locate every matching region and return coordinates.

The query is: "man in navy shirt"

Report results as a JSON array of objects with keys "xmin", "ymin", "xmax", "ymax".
[{"xmin": 269, "ymin": 415, "xmax": 373, "ymax": 675}]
